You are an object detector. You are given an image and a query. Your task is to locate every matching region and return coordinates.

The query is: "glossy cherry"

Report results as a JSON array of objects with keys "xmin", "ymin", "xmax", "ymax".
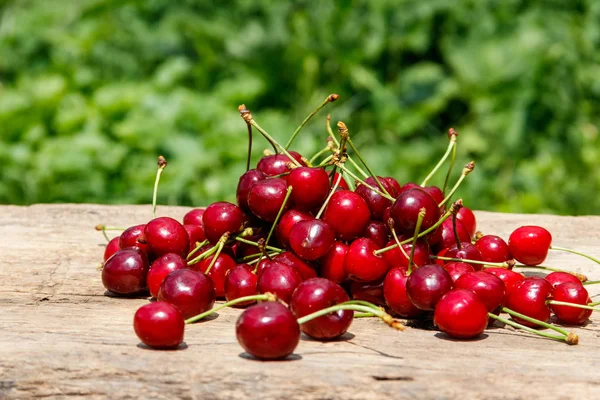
[
  {"xmin": 119, "ymin": 224, "xmax": 149, "ymax": 254},
  {"xmin": 344, "ymin": 238, "xmax": 388, "ymax": 282},
  {"xmin": 545, "ymin": 272, "xmax": 583, "ymax": 289},
  {"xmin": 224, "ymin": 264, "xmax": 258, "ymax": 306},
  {"xmin": 273, "ymin": 252, "xmax": 318, "ymax": 281},
  {"xmin": 363, "ymin": 220, "xmax": 389, "ymax": 248},
  {"xmin": 257, "ymin": 153, "xmax": 301, "ymax": 177},
  {"xmin": 196, "ymin": 253, "xmax": 237, "ymax": 298},
  {"xmin": 383, "ymin": 267, "xmax": 424, "ymax": 318},
  {"xmin": 550, "ymin": 282, "xmax": 592, "ymax": 325},
  {"xmin": 158, "ymin": 269, "xmax": 216, "ymax": 319},
  {"xmin": 384, "ymin": 177, "xmax": 402, "ymax": 197},
  {"xmin": 184, "ymin": 224, "xmax": 206, "ymax": 253},
  {"xmin": 390, "ymin": 188, "xmax": 440, "ymax": 235},
  {"xmin": 147, "ymin": 253, "xmax": 187, "ymax": 298},
  {"xmin": 247, "ymin": 178, "xmax": 290, "ymax": 222},
  {"xmin": 202, "ymin": 202, "xmax": 245, "ymax": 244},
  {"xmin": 350, "ymin": 279, "xmax": 386, "ymax": 307},
  {"xmin": 287, "ymin": 167, "xmax": 330, "ymax": 211},
  {"xmin": 485, "ymin": 268, "xmax": 525, "ymax": 296},
  {"xmin": 434, "ymin": 289, "xmax": 488, "ymax": 339},
  {"xmin": 319, "ymin": 241, "xmax": 349, "ymax": 283},
  {"xmin": 355, "ymin": 176, "xmax": 394, "ymax": 221},
  {"xmin": 475, "ymin": 235, "xmax": 511, "ymax": 263},
  {"xmin": 443, "ymin": 262, "xmax": 475, "ymax": 283},
  {"xmin": 236, "ymin": 301, "xmax": 300, "ymax": 360},
  {"xmin": 134, "ymin": 302, "xmax": 184, "ymax": 349},
  {"xmin": 431, "ymin": 218, "xmax": 471, "ymax": 250},
  {"xmin": 257, "ymin": 262, "xmax": 303, "ymax": 303},
  {"xmin": 322, "ymin": 190, "xmax": 370, "ymax": 241},
  {"xmin": 276, "ymin": 209, "xmax": 313, "ymax": 248},
  {"xmin": 508, "ymin": 226, "xmax": 552, "ymax": 266},
  {"xmin": 444, "ymin": 243, "xmax": 484, "ymax": 271},
  {"xmin": 288, "ymin": 219, "xmax": 335, "ymax": 261},
  {"xmin": 505, "ymin": 277, "xmax": 553, "ymax": 328},
  {"xmin": 144, "ymin": 217, "xmax": 189, "ymax": 258},
  {"xmin": 456, "ymin": 207, "xmax": 477, "ymax": 238},
  {"xmin": 455, "ymin": 271, "xmax": 506, "ymax": 312},
  {"xmin": 183, "ymin": 208, "xmax": 206, "ymax": 227},
  {"xmin": 422, "ymin": 185, "xmax": 444, "ymax": 205},
  {"xmin": 381, "ymin": 238, "xmax": 430, "ymax": 269},
  {"xmin": 329, "ymin": 171, "xmax": 349, "ymax": 190},
  {"xmin": 104, "ymin": 236, "xmax": 121, "ymax": 261},
  {"xmin": 102, "ymin": 248, "xmax": 149, "ymax": 295},
  {"xmin": 236, "ymin": 169, "xmax": 266, "ymax": 212},
  {"xmin": 290, "ymin": 278, "xmax": 353, "ymax": 340},
  {"xmin": 406, "ymin": 264, "xmax": 454, "ymax": 311}
]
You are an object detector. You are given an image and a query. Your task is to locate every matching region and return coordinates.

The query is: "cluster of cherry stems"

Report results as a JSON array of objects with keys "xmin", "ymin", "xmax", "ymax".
[{"xmin": 98, "ymin": 94, "xmax": 599, "ymax": 359}]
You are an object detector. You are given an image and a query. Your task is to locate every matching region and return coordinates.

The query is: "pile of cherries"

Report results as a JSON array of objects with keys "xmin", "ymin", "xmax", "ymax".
[{"xmin": 99, "ymin": 97, "xmax": 598, "ymax": 359}]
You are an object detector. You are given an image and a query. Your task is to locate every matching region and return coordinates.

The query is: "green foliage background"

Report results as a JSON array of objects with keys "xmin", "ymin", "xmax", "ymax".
[{"xmin": 1, "ymin": 0, "xmax": 600, "ymax": 214}]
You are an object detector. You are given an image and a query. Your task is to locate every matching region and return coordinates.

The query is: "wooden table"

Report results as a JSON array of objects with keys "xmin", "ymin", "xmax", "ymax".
[{"xmin": 1, "ymin": 204, "xmax": 599, "ymax": 399}]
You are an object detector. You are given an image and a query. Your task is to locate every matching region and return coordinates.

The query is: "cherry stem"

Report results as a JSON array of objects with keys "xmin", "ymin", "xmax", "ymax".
[
  {"xmin": 408, "ymin": 208, "xmax": 426, "ymax": 274},
  {"xmin": 187, "ymin": 244, "xmax": 218, "ymax": 266},
  {"xmin": 346, "ymin": 137, "xmax": 391, "ymax": 197},
  {"xmin": 438, "ymin": 161, "xmax": 475, "ymax": 207},
  {"xmin": 337, "ymin": 163, "xmax": 395, "ymax": 201},
  {"xmin": 234, "ymin": 236, "xmax": 283, "ymax": 254},
  {"xmin": 584, "ymin": 281, "xmax": 600, "ymax": 286},
  {"xmin": 95, "ymin": 224, "xmax": 124, "ymax": 242},
  {"xmin": 296, "ymin": 302, "xmax": 404, "ymax": 331},
  {"xmin": 501, "ymin": 307, "xmax": 570, "ymax": 336},
  {"xmin": 421, "ymin": 130, "xmax": 457, "ymax": 187},
  {"xmin": 342, "ymin": 299, "xmax": 385, "ymax": 311},
  {"xmin": 347, "ymin": 155, "xmax": 369, "ymax": 179},
  {"xmin": 342, "ymin": 170, "xmax": 356, "ymax": 191},
  {"xmin": 285, "ymin": 94, "xmax": 339, "ymax": 150},
  {"xmin": 185, "ymin": 292, "xmax": 278, "ymax": 324},
  {"xmin": 354, "ymin": 312, "xmax": 376, "ymax": 318},
  {"xmin": 549, "ymin": 246, "xmax": 600, "ymax": 266},
  {"xmin": 204, "ymin": 240, "xmax": 225, "ymax": 274},
  {"xmin": 452, "ymin": 211, "xmax": 462, "ymax": 250},
  {"xmin": 547, "ymin": 300, "xmax": 600, "ymax": 312},
  {"xmin": 442, "ymin": 129, "xmax": 458, "ymax": 195},
  {"xmin": 487, "ymin": 313, "xmax": 576, "ymax": 345},
  {"xmin": 186, "ymin": 239, "xmax": 210, "ymax": 260},
  {"xmin": 309, "ymin": 146, "xmax": 332, "ymax": 164},
  {"xmin": 265, "ymin": 186, "xmax": 293, "ymax": 246},
  {"xmin": 389, "ymin": 219, "xmax": 411, "ymax": 264},
  {"xmin": 152, "ymin": 156, "xmax": 167, "ymax": 219},
  {"xmin": 316, "ymin": 171, "xmax": 344, "ymax": 219},
  {"xmin": 589, "ymin": 300, "xmax": 600, "ymax": 306},
  {"xmin": 317, "ymin": 154, "xmax": 334, "ymax": 167},
  {"xmin": 326, "ymin": 114, "xmax": 340, "ymax": 147}
]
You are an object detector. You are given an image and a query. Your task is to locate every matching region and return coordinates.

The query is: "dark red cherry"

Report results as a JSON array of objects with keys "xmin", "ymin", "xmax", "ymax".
[
  {"xmin": 508, "ymin": 226, "xmax": 552, "ymax": 266},
  {"xmin": 290, "ymin": 278, "xmax": 353, "ymax": 340},
  {"xmin": 344, "ymin": 238, "xmax": 388, "ymax": 282},
  {"xmin": 505, "ymin": 277, "xmax": 552, "ymax": 328},
  {"xmin": 381, "ymin": 238, "xmax": 430, "ymax": 269},
  {"xmin": 289, "ymin": 219, "xmax": 335, "ymax": 261},
  {"xmin": 383, "ymin": 267, "xmax": 424, "ymax": 318},
  {"xmin": 422, "ymin": 186, "xmax": 444, "ymax": 205},
  {"xmin": 119, "ymin": 224, "xmax": 149, "ymax": 254},
  {"xmin": 273, "ymin": 252, "xmax": 318, "ymax": 281},
  {"xmin": 323, "ymin": 190, "xmax": 370, "ymax": 241},
  {"xmin": 236, "ymin": 169, "xmax": 266, "ymax": 212},
  {"xmin": 236, "ymin": 302, "xmax": 300, "ymax": 360},
  {"xmin": 202, "ymin": 202, "xmax": 245, "ymax": 244},
  {"xmin": 550, "ymin": 282, "xmax": 591, "ymax": 325},
  {"xmin": 434, "ymin": 289, "xmax": 488, "ymax": 339},
  {"xmin": 276, "ymin": 209, "xmax": 313, "ymax": 248},
  {"xmin": 485, "ymin": 268, "xmax": 525, "ymax": 297},
  {"xmin": 197, "ymin": 253, "xmax": 237, "ymax": 298},
  {"xmin": 287, "ymin": 167, "xmax": 330, "ymax": 211},
  {"xmin": 406, "ymin": 264, "xmax": 454, "ymax": 310},
  {"xmin": 224, "ymin": 264, "xmax": 258, "ymax": 306},
  {"xmin": 545, "ymin": 272, "xmax": 583, "ymax": 289},
  {"xmin": 256, "ymin": 154, "xmax": 292, "ymax": 177},
  {"xmin": 257, "ymin": 263, "xmax": 303, "ymax": 303},
  {"xmin": 183, "ymin": 208, "xmax": 206, "ymax": 227},
  {"xmin": 363, "ymin": 220, "xmax": 389, "ymax": 248},
  {"xmin": 102, "ymin": 248, "xmax": 149, "ymax": 295},
  {"xmin": 456, "ymin": 207, "xmax": 477, "ymax": 238},
  {"xmin": 475, "ymin": 235, "xmax": 511, "ymax": 263},
  {"xmin": 319, "ymin": 241, "xmax": 349, "ymax": 283},
  {"xmin": 398, "ymin": 182, "xmax": 420, "ymax": 194},
  {"xmin": 147, "ymin": 253, "xmax": 187, "ymax": 298},
  {"xmin": 384, "ymin": 177, "xmax": 402, "ymax": 197},
  {"xmin": 445, "ymin": 243, "xmax": 484, "ymax": 271},
  {"xmin": 350, "ymin": 279, "xmax": 386, "ymax": 307},
  {"xmin": 144, "ymin": 217, "xmax": 189, "ymax": 258},
  {"xmin": 390, "ymin": 188, "xmax": 440, "ymax": 235},
  {"xmin": 455, "ymin": 271, "xmax": 506, "ymax": 312},
  {"xmin": 248, "ymin": 178, "xmax": 290, "ymax": 222},
  {"xmin": 354, "ymin": 176, "xmax": 394, "ymax": 220},
  {"xmin": 432, "ymin": 218, "xmax": 471, "ymax": 250},
  {"xmin": 134, "ymin": 302, "xmax": 184, "ymax": 349},
  {"xmin": 443, "ymin": 262, "xmax": 475, "ymax": 283},
  {"xmin": 104, "ymin": 236, "xmax": 121, "ymax": 261},
  {"xmin": 329, "ymin": 171, "xmax": 349, "ymax": 190},
  {"xmin": 158, "ymin": 269, "xmax": 216, "ymax": 319},
  {"xmin": 184, "ymin": 224, "xmax": 206, "ymax": 253}
]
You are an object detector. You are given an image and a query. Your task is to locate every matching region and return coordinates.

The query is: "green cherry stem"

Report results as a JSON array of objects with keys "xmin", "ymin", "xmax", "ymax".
[
  {"xmin": 309, "ymin": 146, "xmax": 332, "ymax": 164},
  {"xmin": 234, "ymin": 236, "xmax": 283, "ymax": 254},
  {"xmin": 337, "ymin": 163, "xmax": 395, "ymax": 201},
  {"xmin": 588, "ymin": 300, "xmax": 600, "ymax": 306},
  {"xmin": 285, "ymin": 94, "xmax": 339, "ymax": 150},
  {"xmin": 388, "ymin": 219, "xmax": 411, "ymax": 263},
  {"xmin": 296, "ymin": 302, "xmax": 404, "ymax": 331},
  {"xmin": 346, "ymin": 137, "xmax": 391, "ymax": 197},
  {"xmin": 442, "ymin": 128, "xmax": 458, "ymax": 195},
  {"xmin": 354, "ymin": 312, "xmax": 377, "ymax": 318},
  {"xmin": 488, "ymin": 313, "xmax": 577, "ymax": 345},
  {"xmin": 185, "ymin": 293, "xmax": 278, "ymax": 324},
  {"xmin": 438, "ymin": 161, "xmax": 475, "ymax": 207},
  {"xmin": 326, "ymin": 114, "xmax": 340, "ymax": 147},
  {"xmin": 316, "ymin": 171, "xmax": 343, "ymax": 219},
  {"xmin": 204, "ymin": 235, "xmax": 228, "ymax": 274},
  {"xmin": 187, "ymin": 244, "xmax": 218, "ymax": 266},
  {"xmin": 347, "ymin": 155, "xmax": 369, "ymax": 179},
  {"xmin": 265, "ymin": 186, "xmax": 293, "ymax": 246},
  {"xmin": 95, "ymin": 224, "xmax": 125, "ymax": 242},
  {"xmin": 546, "ymin": 300, "xmax": 600, "ymax": 312},
  {"xmin": 501, "ymin": 307, "xmax": 570, "ymax": 336},
  {"xmin": 342, "ymin": 170, "xmax": 356, "ymax": 191},
  {"xmin": 408, "ymin": 208, "xmax": 426, "ymax": 274},
  {"xmin": 186, "ymin": 239, "xmax": 210, "ymax": 261},
  {"xmin": 584, "ymin": 281, "xmax": 600, "ymax": 286},
  {"xmin": 421, "ymin": 128, "xmax": 457, "ymax": 187},
  {"xmin": 317, "ymin": 154, "xmax": 334, "ymax": 167},
  {"xmin": 549, "ymin": 246, "xmax": 600, "ymax": 266},
  {"xmin": 152, "ymin": 156, "xmax": 167, "ymax": 219}
]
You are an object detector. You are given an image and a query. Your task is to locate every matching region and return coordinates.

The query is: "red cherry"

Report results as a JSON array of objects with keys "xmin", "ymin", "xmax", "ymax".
[
  {"xmin": 475, "ymin": 235, "xmax": 511, "ymax": 263},
  {"xmin": 184, "ymin": 224, "xmax": 206, "ymax": 253},
  {"xmin": 384, "ymin": 177, "xmax": 402, "ymax": 197},
  {"xmin": 329, "ymin": 171, "xmax": 349, "ymax": 190},
  {"xmin": 323, "ymin": 190, "xmax": 370, "ymax": 241},
  {"xmin": 202, "ymin": 202, "xmax": 245, "ymax": 244},
  {"xmin": 398, "ymin": 182, "xmax": 421, "ymax": 194},
  {"xmin": 363, "ymin": 220, "xmax": 389, "ymax": 248},
  {"xmin": 344, "ymin": 238, "xmax": 389, "ymax": 282},
  {"xmin": 431, "ymin": 218, "xmax": 471, "ymax": 250},
  {"xmin": 102, "ymin": 248, "xmax": 149, "ymax": 295},
  {"xmin": 134, "ymin": 302, "xmax": 184, "ymax": 349},
  {"xmin": 147, "ymin": 253, "xmax": 187, "ymax": 298},
  {"xmin": 236, "ymin": 302, "xmax": 300, "ymax": 360},
  {"xmin": 355, "ymin": 176, "xmax": 394, "ymax": 221},
  {"xmin": 236, "ymin": 170, "xmax": 266, "ymax": 213},
  {"xmin": 505, "ymin": 277, "xmax": 552, "ymax": 328},
  {"xmin": 455, "ymin": 271, "xmax": 506, "ymax": 312},
  {"xmin": 224, "ymin": 264, "xmax": 258, "ymax": 306},
  {"xmin": 257, "ymin": 263, "xmax": 303, "ymax": 303},
  {"xmin": 443, "ymin": 262, "xmax": 475, "ymax": 282},
  {"xmin": 273, "ymin": 252, "xmax": 318, "ymax": 281},
  {"xmin": 287, "ymin": 167, "xmax": 330, "ymax": 211},
  {"xmin": 545, "ymin": 272, "xmax": 583, "ymax": 289},
  {"xmin": 157, "ymin": 269, "xmax": 216, "ymax": 319},
  {"xmin": 444, "ymin": 243, "xmax": 484, "ymax": 270},
  {"xmin": 104, "ymin": 236, "xmax": 121, "ymax": 261},
  {"xmin": 144, "ymin": 217, "xmax": 189, "ymax": 258},
  {"xmin": 550, "ymin": 282, "xmax": 592, "ymax": 325},
  {"xmin": 350, "ymin": 279, "xmax": 386, "ymax": 307},
  {"xmin": 456, "ymin": 207, "xmax": 477, "ymax": 238},
  {"xmin": 290, "ymin": 278, "xmax": 353, "ymax": 340},
  {"xmin": 390, "ymin": 188, "xmax": 440, "ymax": 235},
  {"xmin": 381, "ymin": 238, "xmax": 431, "ymax": 269},
  {"xmin": 434, "ymin": 289, "xmax": 488, "ymax": 339},
  {"xmin": 289, "ymin": 219, "xmax": 335, "ymax": 261},
  {"xmin": 383, "ymin": 267, "xmax": 424, "ymax": 318},
  {"xmin": 257, "ymin": 154, "xmax": 300, "ymax": 177},
  {"xmin": 485, "ymin": 268, "xmax": 525, "ymax": 296},
  {"xmin": 319, "ymin": 241, "xmax": 349, "ymax": 283},
  {"xmin": 277, "ymin": 209, "xmax": 313, "ymax": 248},
  {"xmin": 119, "ymin": 224, "xmax": 149, "ymax": 254},
  {"xmin": 422, "ymin": 185, "xmax": 444, "ymax": 205},
  {"xmin": 183, "ymin": 208, "xmax": 206, "ymax": 227},
  {"xmin": 247, "ymin": 178, "xmax": 290, "ymax": 222},
  {"xmin": 197, "ymin": 253, "xmax": 237, "ymax": 298},
  {"xmin": 508, "ymin": 226, "xmax": 552, "ymax": 266},
  {"xmin": 406, "ymin": 264, "xmax": 454, "ymax": 310}
]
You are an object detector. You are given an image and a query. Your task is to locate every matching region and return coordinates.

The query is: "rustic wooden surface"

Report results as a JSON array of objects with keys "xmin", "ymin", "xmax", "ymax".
[{"xmin": 1, "ymin": 204, "xmax": 600, "ymax": 399}]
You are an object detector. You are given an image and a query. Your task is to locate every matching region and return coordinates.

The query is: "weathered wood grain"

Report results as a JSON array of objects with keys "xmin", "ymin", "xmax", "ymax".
[{"xmin": 1, "ymin": 204, "xmax": 600, "ymax": 399}]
